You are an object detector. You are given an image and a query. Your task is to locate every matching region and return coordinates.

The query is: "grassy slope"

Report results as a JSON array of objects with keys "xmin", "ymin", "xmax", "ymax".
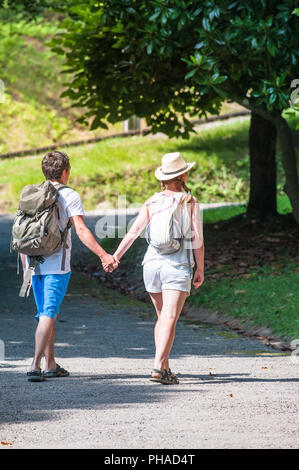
[
  {"xmin": 0, "ymin": 117, "xmax": 295, "ymax": 214},
  {"xmin": 0, "ymin": 16, "xmax": 123, "ymax": 156}
]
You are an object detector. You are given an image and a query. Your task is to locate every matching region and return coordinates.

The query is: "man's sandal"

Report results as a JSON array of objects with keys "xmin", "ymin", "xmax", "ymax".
[
  {"xmin": 26, "ymin": 368, "xmax": 45, "ymax": 382},
  {"xmin": 43, "ymin": 363, "xmax": 69, "ymax": 378},
  {"xmin": 150, "ymin": 368, "xmax": 179, "ymax": 385}
]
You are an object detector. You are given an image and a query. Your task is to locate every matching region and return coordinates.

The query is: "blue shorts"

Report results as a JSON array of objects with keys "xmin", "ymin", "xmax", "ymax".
[{"xmin": 32, "ymin": 273, "xmax": 71, "ymax": 322}]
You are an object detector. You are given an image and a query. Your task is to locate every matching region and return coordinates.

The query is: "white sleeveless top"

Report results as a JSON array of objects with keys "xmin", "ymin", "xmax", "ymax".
[{"xmin": 141, "ymin": 191, "xmax": 195, "ymax": 271}]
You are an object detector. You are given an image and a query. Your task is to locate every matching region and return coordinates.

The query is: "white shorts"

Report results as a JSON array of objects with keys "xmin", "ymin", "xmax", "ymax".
[{"xmin": 143, "ymin": 260, "xmax": 192, "ymax": 295}]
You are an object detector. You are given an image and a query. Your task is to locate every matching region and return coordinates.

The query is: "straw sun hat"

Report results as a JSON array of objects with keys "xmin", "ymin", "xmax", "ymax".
[{"xmin": 155, "ymin": 152, "xmax": 195, "ymax": 181}]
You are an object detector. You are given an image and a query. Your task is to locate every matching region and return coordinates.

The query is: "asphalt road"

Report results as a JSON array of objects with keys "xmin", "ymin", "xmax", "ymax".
[{"xmin": 0, "ymin": 213, "xmax": 298, "ymax": 449}]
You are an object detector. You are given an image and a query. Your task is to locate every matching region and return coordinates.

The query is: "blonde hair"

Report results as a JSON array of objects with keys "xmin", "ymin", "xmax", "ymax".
[{"xmin": 160, "ymin": 174, "xmax": 192, "ymax": 205}]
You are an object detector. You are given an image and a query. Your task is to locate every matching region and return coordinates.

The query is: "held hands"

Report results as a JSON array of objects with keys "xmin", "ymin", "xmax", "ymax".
[
  {"xmin": 101, "ymin": 253, "xmax": 120, "ymax": 273},
  {"xmin": 192, "ymin": 268, "xmax": 204, "ymax": 289}
]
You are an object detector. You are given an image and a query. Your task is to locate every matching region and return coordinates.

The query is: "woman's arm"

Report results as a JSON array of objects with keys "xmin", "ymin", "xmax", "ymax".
[
  {"xmin": 190, "ymin": 197, "xmax": 205, "ymax": 288},
  {"xmin": 193, "ymin": 243, "xmax": 205, "ymax": 288},
  {"xmin": 112, "ymin": 198, "xmax": 151, "ymax": 262}
]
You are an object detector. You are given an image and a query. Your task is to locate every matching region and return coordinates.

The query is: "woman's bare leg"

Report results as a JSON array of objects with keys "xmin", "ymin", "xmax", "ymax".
[
  {"xmin": 149, "ymin": 289, "xmax": 187, "ymax": 374},
  {"xmin": 148, "ymin": 292, "xmax": 167, "ymax": 372}
]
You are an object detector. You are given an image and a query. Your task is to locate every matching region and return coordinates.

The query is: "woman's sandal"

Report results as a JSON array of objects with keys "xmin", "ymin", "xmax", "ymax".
[
  {"xmin": 150, "ymin": 368, "xmax": 179, "ymax": 385},
  {"xmin": 167, "ymin": 368, "xmax": 180, "ymax": 384},
  {"xmin": 150, "ymin": 369, "xmax": 170, "ymax": 384}
]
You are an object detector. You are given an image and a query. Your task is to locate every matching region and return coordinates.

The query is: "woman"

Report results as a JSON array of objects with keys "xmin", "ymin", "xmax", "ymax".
[{"xmin": 105, "ymin": 152, "xmax": 204, "ymax": 384}]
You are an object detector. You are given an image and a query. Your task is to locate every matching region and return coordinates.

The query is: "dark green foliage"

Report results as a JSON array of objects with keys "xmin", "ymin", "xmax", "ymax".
[
  {"xmin": 0, "ymin": 0, "xmax": 52, "ymax": 19},
  {"xmin": 49, "ymin": 0, "xmax": 299, "ymax": 137}
]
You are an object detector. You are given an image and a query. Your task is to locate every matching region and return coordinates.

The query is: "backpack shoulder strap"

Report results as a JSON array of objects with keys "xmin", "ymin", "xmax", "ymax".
[
  {"xmin": 60, "ymin": 219, "xmax": 72, "ymax": 271},
  {"xmin": 56, "ymin": 184, "xmax": 70, "ymax": 192},
  {"xmin": 19, "ymin": 257, "xmax": 37, "ymax": 298},
  {"xmin": 51, "ymin": 183, "xmax": 72, "ymax": 271}
]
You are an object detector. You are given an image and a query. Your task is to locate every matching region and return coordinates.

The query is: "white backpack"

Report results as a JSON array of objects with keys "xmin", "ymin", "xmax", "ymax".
[{"xmin": 146, "ymin": 192, "xmax": 191, "ymax": 254}]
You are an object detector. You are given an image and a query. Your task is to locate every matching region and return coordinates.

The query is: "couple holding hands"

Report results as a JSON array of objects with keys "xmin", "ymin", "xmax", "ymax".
[{"xmin": 23, "ymin": 150, "xmax": 204, "ymax": 385}]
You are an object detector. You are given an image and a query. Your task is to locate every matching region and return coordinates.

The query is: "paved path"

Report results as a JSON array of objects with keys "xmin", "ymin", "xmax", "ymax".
[{"xmin": 0, "ymin": 214, "xmax": 298, "ymax": 449}]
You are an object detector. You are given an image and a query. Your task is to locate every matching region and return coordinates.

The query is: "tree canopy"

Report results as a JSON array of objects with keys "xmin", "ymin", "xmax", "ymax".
[{"xmin": 50, "ymin": 0, "xmax": 299, "ymax": 136}]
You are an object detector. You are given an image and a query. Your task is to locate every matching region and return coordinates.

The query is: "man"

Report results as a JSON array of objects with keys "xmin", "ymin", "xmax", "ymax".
[{"xmin": 21, "ymin": 150, "xmax": 117, "ymax": 382}]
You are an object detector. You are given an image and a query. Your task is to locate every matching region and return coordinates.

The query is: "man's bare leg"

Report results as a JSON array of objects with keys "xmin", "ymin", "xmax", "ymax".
[
  {"xmin": 43, "ymin": 317, "xmax": 57, "ymax": 372},
  {"xmin": 30, "ymin": 315, "xmax": 57, "ymax": 372}
]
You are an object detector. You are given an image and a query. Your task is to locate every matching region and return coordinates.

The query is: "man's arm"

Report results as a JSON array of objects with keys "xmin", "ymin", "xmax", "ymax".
[{"xmin": 71, "ymin": 215, "xmax": 116, "ymax": 269}]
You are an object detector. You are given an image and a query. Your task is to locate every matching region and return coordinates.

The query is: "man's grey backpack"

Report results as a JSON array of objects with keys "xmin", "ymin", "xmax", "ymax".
[
  {"xmin": 145, "ymin": 192, "xmax": 192, "ymax": 255},
  {"xmin": 11, "ymin": 180, "xmax": 72, "ymax": 297}
]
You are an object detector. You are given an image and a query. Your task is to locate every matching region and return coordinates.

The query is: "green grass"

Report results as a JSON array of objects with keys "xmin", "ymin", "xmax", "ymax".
[
  {"xmin": 0, "ymin": 118, "xmax": 251, "ymax": 212},
  {"xmin": 1, "ymin": 116, "xmax": 296, "ymax": 215},
  {"xmin": 201, "ymin": 194, "xmax": 292, "ymax": 223},
  {"xmin": 202, "ymin": 204, "xmax": 246, "ymax": 223},
  {"xmin": 189, "ymin": 260, "xmax": 299, "ymax": 340}
]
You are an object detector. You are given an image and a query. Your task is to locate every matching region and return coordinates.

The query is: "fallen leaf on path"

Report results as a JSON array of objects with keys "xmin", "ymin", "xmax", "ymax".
[
  {"xmin": 1, "ymin": 441, "xmax": 13, "ymax": 446},
  {"xmin": 228, "ymin": 393, "xmax": 233, "ymax": 397},
  {"xmin": 262, "ymin": 366, "xmax": 268, "ymax": 370}
]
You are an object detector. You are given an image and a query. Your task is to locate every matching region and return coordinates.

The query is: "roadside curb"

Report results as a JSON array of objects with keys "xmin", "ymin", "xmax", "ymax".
[{"xmin": 182, "ymin": 305, "xmax": 293, "ymax": 352}]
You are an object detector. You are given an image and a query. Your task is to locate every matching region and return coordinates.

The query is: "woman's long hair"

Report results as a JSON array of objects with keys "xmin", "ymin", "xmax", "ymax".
[{"xmin": 160, "ymin": 173, "xmax": 192, "ymax": 205}]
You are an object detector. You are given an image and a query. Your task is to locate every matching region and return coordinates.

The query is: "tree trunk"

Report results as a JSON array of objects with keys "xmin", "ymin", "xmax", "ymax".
[
  {"xmin": 247, "ymin": 112, "xmax": 277, "ymax": 217},
  {"xmin": 274, "ymin": 114, "xmax": 299, "ymax": 224},
  {"xmin": 235, "ymin": 97, "xmax": 299, "ymax": 225}
]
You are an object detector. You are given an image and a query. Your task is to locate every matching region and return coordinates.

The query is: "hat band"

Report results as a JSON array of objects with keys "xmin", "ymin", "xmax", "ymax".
[{"xmin": 161, "ymin": 164, "xmax": 189, "ymax": 175}]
